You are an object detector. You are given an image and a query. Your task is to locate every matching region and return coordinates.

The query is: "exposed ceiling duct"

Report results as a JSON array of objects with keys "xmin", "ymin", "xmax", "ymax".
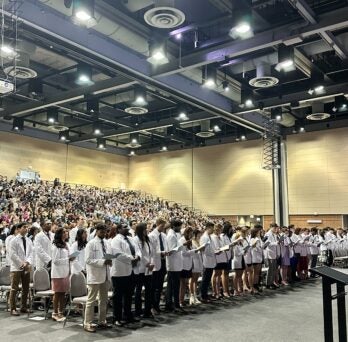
[
  {"xmin": 306, "ymin": 103, "xmax": 331, "ymax": 121},
  {"xmin": 249, "ymin": 63, "xmax": 279, "ymax": 88},
  {"xmin": 196, "ymin": 120, "xmax": 215, "ymax": 138},
  {"xmin": 144, "ymin": 0, "xmax": 186, "ymax": 29},
  {"xmin": 4, "ymin": 41, "xmax": 37, "ymax": 79}
]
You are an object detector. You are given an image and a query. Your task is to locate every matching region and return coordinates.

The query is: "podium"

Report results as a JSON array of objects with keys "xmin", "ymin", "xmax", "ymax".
[{"xmin": 310, "ymin": 266, "xmax": 348, "ymax": 342}]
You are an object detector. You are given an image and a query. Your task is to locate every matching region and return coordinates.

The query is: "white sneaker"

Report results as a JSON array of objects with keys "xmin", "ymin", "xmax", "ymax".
[
  {"xmin": 194, "ymin": 295, "xmax": 201, "ymax": 304},
  {"xmin": 189, "ymin": 295, "xmax": 195, "ymax": 305}
]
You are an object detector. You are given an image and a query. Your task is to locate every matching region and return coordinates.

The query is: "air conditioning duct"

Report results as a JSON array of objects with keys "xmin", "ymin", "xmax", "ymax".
[
  {"xmin": 249, "ymin": 63, "xmax": 279, "ymax": 88},
  {"xmin": 4, "ymin": 41, "xmax": 37, "ymax": 79},
  {"xmin": 196, "ymin": 120, "xmax": 215, "ymax": 138},
  {"xmin": 144, "ymin": 0, "xmax": 185, "ymax": 29},
  {"xmin": 306, "ymin": 103, "xmax": 331, "ymax": 121}
]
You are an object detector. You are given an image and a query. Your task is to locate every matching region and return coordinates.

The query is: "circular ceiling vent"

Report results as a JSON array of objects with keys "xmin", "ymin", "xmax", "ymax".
[
  {"xmin": 144, "ymin": 7, "xmax": 185, "ymax": 28},
  {"xmin": 249, "ymin": 76, "xmax": 279, "ymax": 88},
  {"xmin": 196, "ymin": 131, "xmax": 215, "ymax": 138},
  {"xmin": 47, "ymin": 124, "xmax": 69, "ymax": 132},
  {"xmin": 126, "ymin": 142, "xmax": 142, "ymax": 149},
  {"xmin": 4, "ymin": 66, "xmax": 37, "ymax": 79},
  {"xmin": 125, "ymin": 107, "xmax": 148, "ymax": 115},
  {"xmin": 306, "ymin": 113, "xmax": 331, "ymax": 121}
]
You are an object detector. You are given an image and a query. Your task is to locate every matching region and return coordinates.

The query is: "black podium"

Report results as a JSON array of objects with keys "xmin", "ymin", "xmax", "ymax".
[{"xmin": 310, "ymin": 266, "xmax": 348, "ymax": 342}]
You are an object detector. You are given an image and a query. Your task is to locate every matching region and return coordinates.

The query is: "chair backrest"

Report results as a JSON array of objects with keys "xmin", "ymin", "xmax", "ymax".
[
  {"xmin": 33, "ymin": 268, "xmax": 50, "ymax": 291},
  {"xmin": 0, "ymin": 266, "xmax": 10, "ymax": 285},
  {"xmin": 70, "ymin": 272, "xmax": 87, "ymax": 297}
]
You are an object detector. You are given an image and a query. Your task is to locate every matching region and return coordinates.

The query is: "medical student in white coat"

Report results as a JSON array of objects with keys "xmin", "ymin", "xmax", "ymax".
[
  {"xmin": 110, "ymin": 223, "xmax": 141, "ymax": 326},
  {"xmin": 250, "ymin": 226, "xmax": 264, "ymax": 292},
  {"xmin": 148, "ymin": 217, "xmax": 168, "ymax": 314},
  {"xmin": 34, "ymin": 220, "xmax": 53, "ymax": 271},
  {"xmin": 133, "ymin": 222, "xmax": 155, "ymax": 318},
  {"xmin": 165, "ymin": 219, "xmax": 184, "ymax": 312},
  {"xmin": 264, "ymin": 224, "xmax": 280, "ymax": 289},
  {"xmin": 220, "ymin": 222, "xmax": 233, "ymax": 297},
  {"xmin": 51, "ymin": 227, "xmax": 76, "ymax": 322},
  {"xmin": 83, "ymin": 223, "xmax": 112, "ymax": 333},
  {"xmin": 200, "ymin": 222, "xmax": 217, "ymax": 302},
  {"xmin": 5, "ymin": 224, "xmax": 19, "ymax": 266},
  {"xmin": 190, "ymin": 229, "xmax": 204, "ymax": 304},
  {"xmin": 231, "ymin": 231, "xmax": 245, "ymax": 296},
  {"xmin": 70, "ymin": 228, "xmax": 87, "ymax": 274},
  {"xmin": 308, "ymin": 227, "xmax": 320, "ymax": 277},
  {"xmin": 8, "ymin": 222, "xmax": 33, "ymax": 315}
]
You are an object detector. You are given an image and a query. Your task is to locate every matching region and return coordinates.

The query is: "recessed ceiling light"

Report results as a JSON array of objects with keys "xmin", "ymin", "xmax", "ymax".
[
  {"xmin": 75, "ymin": 10, "xmax": 92, "ymax": 21},
  {"xmin": 235, "ymin": 22, "xmax": 251, "ymax": 34}
]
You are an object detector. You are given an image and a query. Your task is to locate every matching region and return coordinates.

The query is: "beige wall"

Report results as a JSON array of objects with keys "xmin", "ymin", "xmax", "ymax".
[
  {"xmin": 289, "ymin": 215, "xmax": 343, "ymax": 229},
  {"xmin": 129, "ymin": 140, "xmax": 273, "ymax": 215},
  {"xmin": 287, "ymin": 127, "xmax": 348, "ymax": 215},
  {"xmin": 0, "ymin": 131, "xmax": 128, "ymax": 188}
]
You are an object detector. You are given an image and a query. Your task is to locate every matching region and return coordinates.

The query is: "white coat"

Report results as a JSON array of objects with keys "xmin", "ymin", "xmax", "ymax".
[
  {"xmin": 8, "ymin": 235, "xmax": 34, "ymax": 272},
  {"xmin": 148, "ymin": 228, "xmax": 168, "ymax": 271},
  {"xmin": 192, "ymin": 241, "xmax": 203, "ymax": 273},
  {"xmin": 5, "ymin": 234, "xmax": 15, "ymax": 266},
  {"xmin": 133, "ymin": 236, "xmax": 154, "ymax": 275},
  {"xmin": 85, "ymin": 236, "xmax": 110, "ymax": 285},
  {"xmin": 250, "ymin": 237, "xmax": 263, "ymax": 264},
  {"xmin": 34, "ymin": 231, "xmax": 52, "ymax": 270},
  {"xmin": 211, "ymin": 234, "xmax": 227, "ymax": 264},
  {"xmin": 308, "ymin": 234, "xmax": 320, "ymax": 255},
  {"xmin": 200, "ymin": 232, "xmax": 217, "ymax": 269},
  {"xmin": 232, "ymin": 243, "xmax": 244, "ymax": 270},
  {"xmin": 166, "ymin": 229, "xmax": 183, "ymax": 272},
  {"xmin": 179, "ymin": 236, "xmax": 196, "ymax": 271},
  {"xmin": 264, "ymin": 232, "xmax": 280, "ymax": 260},
  {"xmin": 220, "ymin": 233, "xmax": 232, "ymax": 260},
  {"xmin": 70, "ymin": 242, "xmax": 86, "ymax": 274},
  {"xmin": 51, "ymin": 244, "xmax": 70, "ymax": 279},
  {"xmin": 110, "ymin": 234, "xmax": 141, "ymax": 277}
]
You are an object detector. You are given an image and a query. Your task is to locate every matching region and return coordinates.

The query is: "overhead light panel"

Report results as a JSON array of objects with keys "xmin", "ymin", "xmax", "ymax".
[
  {"xmin": 47, "ymin": 108, "xmax": 59, "ymax": 124},
  {"xmin": 147, "ymin": 40, "xmax": 169, "ymax": 66},
  {"xmin": 275, "ymin": 45, "xmax": 295, "ymax": 72},
  {"xmin": 72, "ymin": 0, "xmax": 97, "ymax": 27},
  {"xmin": 75, "ymin": 63, "xmax": 94, "ymax": 86},
  {"xmin": 12, "ymin": 117, "xmax": 24, "ymax": 131}
]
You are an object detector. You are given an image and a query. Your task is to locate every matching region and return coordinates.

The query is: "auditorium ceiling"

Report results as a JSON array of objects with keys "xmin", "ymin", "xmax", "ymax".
[{"xmin": 0, "ymin": 0, "xmax": 347, "ymax": 155}]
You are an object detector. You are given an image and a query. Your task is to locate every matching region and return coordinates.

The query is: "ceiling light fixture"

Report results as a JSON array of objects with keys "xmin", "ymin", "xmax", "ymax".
[
  {"xmin": 133, "ymin": 86, "xmax": 148, "ymax": 107},
  {"xmin": 222, "ymin": 80, "xmax": 230, "ymax": 92},
  {"xmin": 275, "ymin": 45, "xmax": 295, "ymax": 72},
  {"xmin": 147, "ymin": 40, "xmax": 169, "ymax": 65},
  {"xmin": 75, "ymin": 63, "xmax": 94, "ymax": 86},
  {"xmin": 229, "ymin": 1, "xmax": 253, "ymax": 39},
  {"xmin": 160, "ymin": 145, "xmax": 168, "ymax": 152},
  {"xmin": 213, "ymin": 125, "xmax": 221, "ymax": 133},
  {"xmin": 47, "ymin": 108, "xmax": 59, "ymax": 124},
  {"xmin": 93, "ymin": 122, "xmax": 102, "ymax": 135},
  {"xmin": 97, "ymin": 138, "xmax": 106, "ymax": 150},
  {"xmin": 128, "ymin": 150, "xmax": 136, "ymax": 157},
  {"xmin": 71, "ymin": 0, "xmax": 97, "ymax": 27},
  {"xmin": 12, "ymin": 117, "xmax": 24, "ymax": 131},
  {"xmin": 59, "ymin": 130, "xmax": 70, "ymax": 142},
  {"xmin": 202, "ymin": 66, "xmax": 217, "ymax": 88}
]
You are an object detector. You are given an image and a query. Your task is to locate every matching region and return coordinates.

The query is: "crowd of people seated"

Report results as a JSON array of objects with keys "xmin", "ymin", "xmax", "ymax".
[{"xmin": 0, "ymin": 175, "xmax": 347, "ymax": 333}]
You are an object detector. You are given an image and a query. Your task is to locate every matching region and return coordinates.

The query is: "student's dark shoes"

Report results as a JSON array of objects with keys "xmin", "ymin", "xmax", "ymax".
[
  {"xmin": 10, "ymin": 310, "xmax": 20, "ymax": 316},
  {"xmin": 97, "ymin": 322, "xmax": 112, "ymax": 329}
]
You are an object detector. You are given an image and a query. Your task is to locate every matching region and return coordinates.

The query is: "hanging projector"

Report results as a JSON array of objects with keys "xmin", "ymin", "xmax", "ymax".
[{"xmin": 0, "ymin": 79, "xmax": 14, "ymax": 94}]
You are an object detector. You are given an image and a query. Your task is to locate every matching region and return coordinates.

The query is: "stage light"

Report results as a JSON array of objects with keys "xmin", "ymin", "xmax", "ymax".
[
  {"xmin": 299, "ymin": 126, "xmax": 305, "ymax": 133},
  {"xmin": 160, "ymin": 146, "xmax": 168, "ymax": 152},
  {"xmin": 213, "ymin": 125, "xmax": 221, "ymax": 132},
  {"xmin": 12, "ymin": 117, "xmax": 24, "ymax": 131},
  {"xmin": 97, "ymin": 138, "xmax": 106, "ymax": 149},
  {"xmin": 128, "ymin": 150, "xmax": 136, "ymax": 156},
  {"xmin": 245, "ymin": 99, "xmax": 254, "ymax": 108},
  {"xmin": 240, "ymin": 134, "xmax": 247, "ymax": 141}
]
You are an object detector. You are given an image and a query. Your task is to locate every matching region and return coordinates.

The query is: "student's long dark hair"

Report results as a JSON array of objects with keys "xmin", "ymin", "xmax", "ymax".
[
  {"xmin": 75, "ymin": 228, "xmax": 87, "ymax": 250},
  {"xmin": 135, "ymin": 222, "xmax": 150, "ymax": 250},
  {"xmin": 53, "ymin": 227, "xmax": 67, "ymax": 249},
  {"xmin": 222, "ymin": 222, "xmax": 232, "ymax": 238}
]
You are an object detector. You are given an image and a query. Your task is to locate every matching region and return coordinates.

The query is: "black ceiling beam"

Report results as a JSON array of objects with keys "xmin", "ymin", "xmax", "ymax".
[
  {"xmin": 153, "ymin": 6, "xmax": 348, "ymax": 77},
  {"xmin": 288, "ymin": 0, "xmax": 348, "ymax": 60},
  {"xmin": 69, "ymin": 111, "xmax": 216, "ymax": 143}
]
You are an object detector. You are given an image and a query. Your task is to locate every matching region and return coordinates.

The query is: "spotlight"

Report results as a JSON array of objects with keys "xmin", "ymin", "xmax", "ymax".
[
  {"xmin": 147, "ymin": 40, "xmax": 169, "ymax": 65},
  {"xmin": 59, "ymin": 130, "xmax": 70, "ymax": 142},
  {"xmin": 222, "ymin": 80, "xmax": 230, "ymax": 92},
  {"xmin": 229, "ymin": 1, "xmax": 253, "ymax": 39},
  {"xmin": 133, "ymin": 87, "xmax": 148, "ymax": 106},
  {"xmin": 47, "ymin": 108, "xmax": 59, "ymax": 124},
  {"xmin": 308, "ymin": 85, "xmax": 325, "ymax": 95},
  {"xmin": 333, "ymin": 95, "xmax": 348, "ymax": 112},
  {"xmin": 271, "ymin": 107, "xmax": 282, "ymax": 122},
  {"xmin": 299, "ymin": 126, "xmax": 305, "ymax": 133},
  {"xmin": 240, "ymin": 134, "xmax": 246, "ymax": 141},
  {"xmin": 12, "ymin": 117, "xmax": 24, "ymax": 131},
  {"xmin": 128, "ymin": 150, "xmax": 136, "ymax": 157},
  {"xmin": 275, "ymin": 45, "xmax": 295, "ymax": 72},
  {"xmin": 72, "ymin": 0, "xmax": 97, "ymax": 27},
  {"xmin": 0, "ymin": 44, "xmax": 17, "ymax": 58},
  {"xmin": 75, "ymin": 64, "xmax": 94, "ymax": 86},
  {"xmin": 175, "ymin": 33, "xmax": 182, "ymax": 40},
  {"xmin": 93, "ymin": 122, "xmax": 102, "ymax": 135},
  {"xmin": 176, "ymin": 108, "xmax": 189, "ymax": 121},
  {"xmin": 97, "ymin": 138, "xmax": 106, "ymax": 149},
  {"xmin": 213, "ymin": 125, "xmax": 221, "ymax": 133},
  {"xmin": 245, "ymin": 99, "xmax": 254, "ymax": 108},
  {"xmin": 202, "ymin": 66, "xmax": 217, "ymax": 88},
  {"xmin": 160, "ymin": 145, "xmax": 168, "ymax": 152}
]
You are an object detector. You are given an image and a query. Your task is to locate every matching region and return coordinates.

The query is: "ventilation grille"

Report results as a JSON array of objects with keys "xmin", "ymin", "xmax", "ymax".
[
  {"xmin": 144, "ymin": 7, "xmax": 185, "ymax": 28},
  {"xmin": 4, "ymin": 66, "xmax": 37, "ymax": 79},
  {"xmin": 196, "ymin": 131, "xmax": 215, "ymax": 138},
  {"xmin": 124, "ymin": 107, "xmax": 148, "ymax": 115},
  {"xmin": 47, "ymin": 125, "xmax": 69, "ymax": 132},
  {"xmin": 126, "ymin": 142, "xmax": 142, "ymax": 149},
  {"xmin": 306, "ymin": 113, "xmax": 331, "ymax": 121},
  {"xmin": 249, "ymin": 76, "xmax": 279, "ymax": 88}
]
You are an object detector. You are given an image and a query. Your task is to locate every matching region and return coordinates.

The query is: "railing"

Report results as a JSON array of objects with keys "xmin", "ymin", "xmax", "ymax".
[{"xmin": 311, "ymin": 266, "xmax": 348, "ymax": 342}]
